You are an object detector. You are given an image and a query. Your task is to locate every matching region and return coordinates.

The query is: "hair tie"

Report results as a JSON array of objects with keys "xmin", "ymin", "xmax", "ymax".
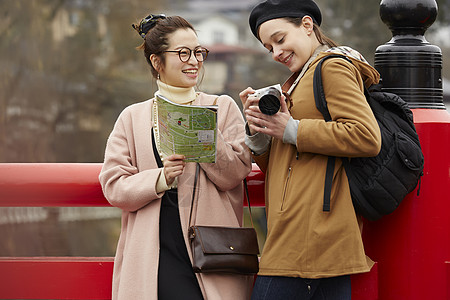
[{"xmin": 132, "ymin": 14, "xmax": 166, "ymax": 39}]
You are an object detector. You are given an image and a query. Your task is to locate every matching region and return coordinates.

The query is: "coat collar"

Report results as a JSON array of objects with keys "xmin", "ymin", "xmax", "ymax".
[{"xmin": 282, "ymin": 44, "xmax": 330, "ymax": 95}]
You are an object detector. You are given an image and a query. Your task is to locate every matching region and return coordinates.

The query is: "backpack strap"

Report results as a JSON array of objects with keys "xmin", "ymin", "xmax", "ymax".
[
  {"xmin": 313, "ymin": 54, "xmax": 352, "ymax": 120},
  {"xmin": 322, "ymin": 156, "xmax": 335, "ymax": 212},
  {"xmin": 313, "ymin": 54, "xmax": 352, "ymax": 212}
]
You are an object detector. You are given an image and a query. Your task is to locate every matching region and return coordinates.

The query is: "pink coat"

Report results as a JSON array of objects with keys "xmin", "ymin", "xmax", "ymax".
[{"xmin": 99, "ymin": 92, "xmax": 254, "ymax": 299}]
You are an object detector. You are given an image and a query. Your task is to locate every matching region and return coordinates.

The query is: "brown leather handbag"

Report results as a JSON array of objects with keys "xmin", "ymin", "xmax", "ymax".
[{"xmin": 188, "ymin": 164, "xmax": 259, "ymax": 275}]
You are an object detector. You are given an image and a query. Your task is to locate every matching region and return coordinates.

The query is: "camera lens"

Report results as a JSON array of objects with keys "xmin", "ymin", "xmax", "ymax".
[{"xmin": 258, "ymin": 87, "xmax": 281, "ymax": 115}]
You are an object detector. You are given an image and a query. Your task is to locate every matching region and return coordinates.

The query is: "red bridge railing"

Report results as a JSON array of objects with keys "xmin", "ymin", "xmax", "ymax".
[{"xmin": 0, "ymin": 163, "xmax": 377, "ymax": 299}]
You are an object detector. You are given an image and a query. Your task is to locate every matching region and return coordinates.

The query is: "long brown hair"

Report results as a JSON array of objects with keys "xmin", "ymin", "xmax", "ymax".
[
  {"xmin": 285, "ymin": 17, "xmax": 338, "ymax": 48},
  {"xmin": 132, "ymin": 16, "xmax": 196, "ymax": 79}
]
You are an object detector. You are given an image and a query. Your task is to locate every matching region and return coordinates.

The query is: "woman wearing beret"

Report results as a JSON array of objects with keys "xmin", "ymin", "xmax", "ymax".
[
  {"xmin": 99, "ymin": 14, "xmax": 253, "ymax": 300},
  {"xmin": 239, "ymin": 0, "xmax": 382, "ymax": 299}
]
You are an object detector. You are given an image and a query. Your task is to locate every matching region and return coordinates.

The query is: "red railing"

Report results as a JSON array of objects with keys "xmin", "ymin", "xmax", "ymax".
[{"xmin": 0, "ymin": 163, "xmax": 377, "ymax": 299}]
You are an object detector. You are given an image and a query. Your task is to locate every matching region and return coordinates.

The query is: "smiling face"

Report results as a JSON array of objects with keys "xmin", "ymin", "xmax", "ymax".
[
  {"xmin": 258, "ymin": 16, "xmax": 320, "ymax": 73},
  {"xmin": 156, "ymin": 28, "xmax": 202, "ymax": 88}
]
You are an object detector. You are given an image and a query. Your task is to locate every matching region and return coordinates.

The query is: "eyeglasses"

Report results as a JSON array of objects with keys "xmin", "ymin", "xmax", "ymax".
[{"xmin": 163, "ymin": 47, "xmax": 209, "ymax": 62}]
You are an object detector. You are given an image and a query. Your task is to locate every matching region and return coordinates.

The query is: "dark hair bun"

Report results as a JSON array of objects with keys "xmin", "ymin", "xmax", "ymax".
[{"xmin": 132, "ymin": 14, "xmax": 166, "ymax": 39}]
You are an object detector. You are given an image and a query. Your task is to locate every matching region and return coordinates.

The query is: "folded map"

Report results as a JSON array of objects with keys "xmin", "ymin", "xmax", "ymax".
[{"xmin": 155, "ymin": 94, "xmax": 218, "ymax": 163}]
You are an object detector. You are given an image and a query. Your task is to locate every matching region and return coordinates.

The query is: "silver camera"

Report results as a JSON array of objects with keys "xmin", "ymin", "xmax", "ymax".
[{"xmin": 251, "ymin": 84, "xmax": 282, "ymax": 115}]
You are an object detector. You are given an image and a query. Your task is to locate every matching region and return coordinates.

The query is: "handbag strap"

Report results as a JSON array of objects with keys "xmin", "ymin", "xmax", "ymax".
[
  {"xmin": 243, "ymin": 178, "xmax": 255, "ymax": 228},
  {"xmin": 188, "ymin": 163, "xmax": 255, "ymax": 228},
  {"xmin": 188, "ymin": 163, "xmax": 201, "ymax": 227}
]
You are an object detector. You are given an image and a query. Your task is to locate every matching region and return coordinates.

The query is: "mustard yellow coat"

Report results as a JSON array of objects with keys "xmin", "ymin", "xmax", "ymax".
[{"xmin": 254, "ymin": 52, "xmax": 382, "ymax": 278}]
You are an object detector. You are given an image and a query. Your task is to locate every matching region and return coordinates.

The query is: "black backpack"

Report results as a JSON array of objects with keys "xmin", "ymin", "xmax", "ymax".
[{"xmin": 313, "ymin": 54, "xmax": 424, "ymax": 221}]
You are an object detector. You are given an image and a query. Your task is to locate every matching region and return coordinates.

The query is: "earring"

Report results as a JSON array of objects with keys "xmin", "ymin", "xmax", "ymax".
[{"xmin": 157, "ymin": 74, "xmax": 160, "ymax": 80}]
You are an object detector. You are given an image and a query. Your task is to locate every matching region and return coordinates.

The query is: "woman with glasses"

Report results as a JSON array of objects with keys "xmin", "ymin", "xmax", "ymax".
[{"xmin": 99, "ymin": 14, "xmax": 253, "ymax": 300}]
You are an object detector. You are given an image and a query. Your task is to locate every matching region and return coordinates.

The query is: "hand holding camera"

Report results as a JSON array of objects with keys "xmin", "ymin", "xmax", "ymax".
[
  {"xmin": 239, "ymin": 84, "xmax": 291, "ymax": 140},
  {"xmin": 250, "ymin": 84, "xmax": 282, "ymax": 115}
]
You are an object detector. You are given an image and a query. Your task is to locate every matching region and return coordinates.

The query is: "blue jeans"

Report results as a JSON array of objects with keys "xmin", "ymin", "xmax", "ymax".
[{"xmin": 251, "ymin": 275, "xmax": 351, "ymax": 300}]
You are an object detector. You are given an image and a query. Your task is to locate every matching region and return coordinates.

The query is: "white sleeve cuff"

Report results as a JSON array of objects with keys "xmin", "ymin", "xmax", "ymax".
[
  {"xmin": 282, "ymin": 117, "xmax": 299, "ymax": 146},
  {"xmin": 245, "ymin": 123, "xmax": 271, "ymax": 155},
  {"xmin": 156, "ymin": 168, "xmax": 177, "ymax": 193}
]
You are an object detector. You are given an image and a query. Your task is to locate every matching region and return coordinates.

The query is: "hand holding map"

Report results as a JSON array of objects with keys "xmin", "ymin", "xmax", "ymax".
[{"xmin": 154, "ymin": 95, "xmax": 218, "ymax": 163}]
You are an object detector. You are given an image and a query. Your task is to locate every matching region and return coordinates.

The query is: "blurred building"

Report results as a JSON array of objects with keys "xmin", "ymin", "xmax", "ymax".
[{"xmin": 171, "ymin": 3, "xmax": 274, "ymax": 96}]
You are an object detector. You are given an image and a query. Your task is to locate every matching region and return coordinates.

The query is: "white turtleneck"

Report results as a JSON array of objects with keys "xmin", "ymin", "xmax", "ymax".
[
  {"xmin": 154, "ymin": 80, "xmax": 198, "ymax": 193},
  {"xmin": 155, "ymin": 80, "xmax": 197, "ymax": 104}
]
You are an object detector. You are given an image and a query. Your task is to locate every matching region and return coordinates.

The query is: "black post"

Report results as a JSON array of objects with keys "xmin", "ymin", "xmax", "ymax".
[
  {"xmin": 365, "ymin": 2, "xmax": 450, "ymax": 299},
  {"xmin": 374, "ymin": 0, "xmax": 444, "ymax": 109}
]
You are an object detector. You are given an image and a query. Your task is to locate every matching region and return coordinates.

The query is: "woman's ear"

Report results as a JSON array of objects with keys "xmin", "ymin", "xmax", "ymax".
[
  {"xmin": 150, "ymin": 54, "xmax": 160, "ymax": 72},
  {"xmin": 302, "ymin": 16, "xmax": 314, "ymax": 34}
]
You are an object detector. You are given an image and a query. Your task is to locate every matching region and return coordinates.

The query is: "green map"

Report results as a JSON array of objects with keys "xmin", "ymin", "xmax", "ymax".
[{"xmin": 155, "ymin": 95, "xmax": 217, "ymax": 163}]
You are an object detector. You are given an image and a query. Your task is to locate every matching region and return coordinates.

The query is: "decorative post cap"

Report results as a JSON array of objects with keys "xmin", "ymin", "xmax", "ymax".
[
  {"xmin": 380, "ymin": 0, "xmax": 438, "ymax": 36},
  {"xmin": 375, "ymin": 0, "xmax": 444, "ymax": 109}
]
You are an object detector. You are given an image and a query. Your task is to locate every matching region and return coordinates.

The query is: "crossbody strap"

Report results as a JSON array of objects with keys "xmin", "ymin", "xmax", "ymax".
[
  {"xmin": 188, "ymin": 163, "xmax": 255, "ymax": 228},
  {"xmin": 188, "ymin": 163, "xmax": 201, "ymax": 227},
  {"xmin": 243, "ymin": 178, "xmax": 255, "ymax": 228}
]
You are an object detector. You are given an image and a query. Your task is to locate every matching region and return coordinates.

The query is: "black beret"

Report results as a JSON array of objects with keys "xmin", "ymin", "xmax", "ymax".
[{"xmin": 249, "ymin": 0, "xmax": 322, "ymax": 38}]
